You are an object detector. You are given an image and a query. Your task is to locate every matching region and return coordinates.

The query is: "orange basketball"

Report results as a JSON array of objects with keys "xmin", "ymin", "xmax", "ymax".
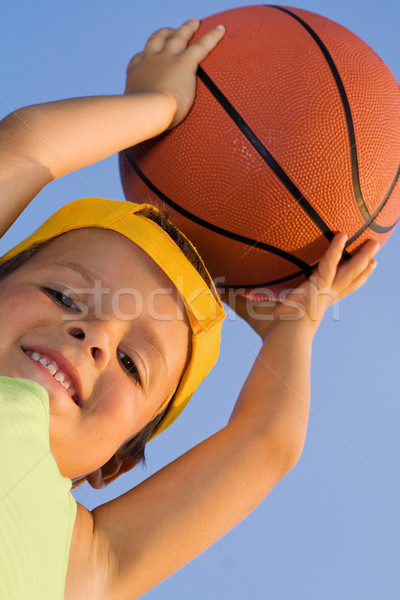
[{"xmin": 120, "ymin": 5, "xmax": 400, "ymax": 300}]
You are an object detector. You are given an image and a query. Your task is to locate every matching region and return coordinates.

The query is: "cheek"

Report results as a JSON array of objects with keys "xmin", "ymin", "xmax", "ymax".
[
  {"xmin": 50, "ymin": 373, "xmax": 160, "ymax": 479},
  {"xmin": 89, "ymin": 377, "xmax": 148, "ymax": 441},
  {"xmin": 0, "ymin": 288, "xmax": 53, "ymax": 334}
]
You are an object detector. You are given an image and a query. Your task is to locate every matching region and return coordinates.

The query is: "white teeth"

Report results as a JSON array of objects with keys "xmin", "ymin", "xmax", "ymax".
[
  {"xmin": 54, "ymin": 372, "xmax": 65, "ymax": 383},
  {"xmin": 25, "ymin": 349, "xmax": 77, "ymax": 401},
  {"xmin": 46, "ymin": 363, "xmax": 57, "ymax": 376}
]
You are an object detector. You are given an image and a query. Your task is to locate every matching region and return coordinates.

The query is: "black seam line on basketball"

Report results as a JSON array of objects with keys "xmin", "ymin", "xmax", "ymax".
[
  {"xmin": 230, "ymin": 256, "xmax": 338, "ymax": 288},
  {"xmin": 366, "ymin": 163, "xmax": 400, "ymax": 233},
  {"xmin": 345, "ymin": 162, "xmax": 400, "ymax": 240},
  {"xmin": 268, "ymin": 5, "xmax": 374, "ymax": 224},
  {"xmin": 229, "ymin": 271, "xmax": 311, "ymax": 289},
  {"xmin": 346, "ymin": 166, "xmax": 400, "ymax": 241},
  {"xmin": 238, "ymin": 200, "xmax": 400, "ymax": 289},
  {"xmin": 231, "ymin": 246, "xmax": 364, "ymax": 287},
  {"xmin": 230, "ymin": 162, "xmax": 400, "ymax": 287},
  {"xmin": 196, "ymin": 66, "xmax": 334, "ymax": 242},
  {"xmin": 229, "ymin": 254, "xmax": 344, "ymax": 289},
  {"xmin": 233, "ymin": 196, "xmax": 400, "ymax": 289},
  {"xmin": 123, "ymin": 148, "xmax": 313, "ymax": 275},
  {"xmin": 369, "ymin": 220, "xmax": 398, "ymax": 234}
]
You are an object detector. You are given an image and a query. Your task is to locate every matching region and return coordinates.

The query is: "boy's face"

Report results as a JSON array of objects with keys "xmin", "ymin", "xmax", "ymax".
[{"xmin": 0, "ymin": 228, "xmax": 190, "ymax": 480}]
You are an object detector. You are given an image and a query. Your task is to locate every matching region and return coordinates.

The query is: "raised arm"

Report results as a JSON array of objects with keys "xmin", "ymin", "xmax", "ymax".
[
  {"xmin": 90, "ymin": 235, "xmax": 379, "ymax": 600},
  {"xmin": 0, "ymin": 19, "xmax": 225, "ymax": 237}
]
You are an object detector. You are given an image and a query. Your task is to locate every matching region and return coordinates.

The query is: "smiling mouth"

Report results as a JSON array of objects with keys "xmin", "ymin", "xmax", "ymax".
[{"xmin": 23, "ymin": 349, "xmax": 81, "ymax": 406}]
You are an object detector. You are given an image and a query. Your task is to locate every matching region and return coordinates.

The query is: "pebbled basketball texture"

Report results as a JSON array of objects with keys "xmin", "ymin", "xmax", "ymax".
[{"xmin": 120, "ymin": 5, "xmax": 400, "ymax": 300}]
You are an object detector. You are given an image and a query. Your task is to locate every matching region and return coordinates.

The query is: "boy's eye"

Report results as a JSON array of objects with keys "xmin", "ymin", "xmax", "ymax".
[
  {"xmin": 118, "ymin": 350, "xmax": 141, "ymax": 385},
  {"xmin": 42, "ymin": 287, "xmax": 80, "ymax": 312}
]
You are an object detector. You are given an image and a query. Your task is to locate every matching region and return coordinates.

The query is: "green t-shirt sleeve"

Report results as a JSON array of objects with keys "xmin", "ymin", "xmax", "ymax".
[{"xmin": 0, "ymin": 376, "xmax": 77, "ymax": 599}]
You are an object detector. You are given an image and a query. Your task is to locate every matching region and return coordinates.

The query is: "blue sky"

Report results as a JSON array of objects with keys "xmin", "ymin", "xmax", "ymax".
[{"xmin": 1, "ymin": 1, "xmax": 399, "ymax": 598}]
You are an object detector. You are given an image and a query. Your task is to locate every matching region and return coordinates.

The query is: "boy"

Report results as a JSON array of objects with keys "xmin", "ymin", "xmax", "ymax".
[{"xmin": 0, "ymin": 19, "xmax": 379, "ymax": 599}]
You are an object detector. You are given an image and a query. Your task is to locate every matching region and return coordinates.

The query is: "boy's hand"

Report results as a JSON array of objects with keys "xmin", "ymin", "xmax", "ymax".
[
  {"xmin": 124, "ymin": 19, "xmax": 225, "ymax": 129},
  {"xmin": 223, "ymin": 234, "xmax": 380, "ymax": 339}
]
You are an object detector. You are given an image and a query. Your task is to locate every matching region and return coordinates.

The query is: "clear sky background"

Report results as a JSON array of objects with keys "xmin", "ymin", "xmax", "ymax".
[{"xmin": 1, "ymin": 1, "xmax": 399, "ymax": 598}]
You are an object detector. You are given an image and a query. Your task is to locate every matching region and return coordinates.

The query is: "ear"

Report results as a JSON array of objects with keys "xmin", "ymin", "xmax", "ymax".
[{"xmin": 86, "ymin": 453, "xmax": 139, "ymax": 489}]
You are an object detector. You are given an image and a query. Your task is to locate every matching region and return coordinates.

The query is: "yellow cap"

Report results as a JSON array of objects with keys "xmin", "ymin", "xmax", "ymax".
[{"xmin": 0, "ymin": 197, "xmax": 225, "ymax": 438}]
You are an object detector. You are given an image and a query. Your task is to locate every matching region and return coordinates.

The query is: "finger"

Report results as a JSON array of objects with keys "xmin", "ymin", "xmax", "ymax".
[
  {"xmin": 184, "ymin": 24, "xmax": 226, "ymax": 62},
  {"xmin": 144, "ymin": 27, "xmax": 176, "ymax": 54},
  {"xmin": 315, "ymin": 233, "xmax": 348, "ymax": 287},
  {"xmin": 336, "ymin": 258, "xmax": 377, "ymax": 300},
  {"xmin": 167, "ymin": 18, "xmax": 201, "ymax": 45},
  {"xmin": 126, "ymin": 51, "xmax": 144, "ymax": 70},
  {"xmin": 334, "ymin": 239, "xmax": 380, "ymax": 291},
  {"xmin": 149, "ymin": 19, "xmax": 199, "ymax": 55}
]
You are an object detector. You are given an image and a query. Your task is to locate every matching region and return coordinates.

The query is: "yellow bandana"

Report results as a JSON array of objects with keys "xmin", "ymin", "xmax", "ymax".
[{"xmin": 0, "ymin": 198, "xmax": 225, "ymax": 438}]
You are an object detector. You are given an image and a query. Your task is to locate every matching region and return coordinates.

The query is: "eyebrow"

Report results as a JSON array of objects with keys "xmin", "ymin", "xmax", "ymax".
[
  {"xmin": 139, "ymin": 326, "xmax": 168, "ymax": 375},
  {"xmin": 53, "ymin": 261, "xmax": 98, "ymax": 286},
  {"xmin": 53, "ymin": 260, "xmax": 168, "ymax": 374}
]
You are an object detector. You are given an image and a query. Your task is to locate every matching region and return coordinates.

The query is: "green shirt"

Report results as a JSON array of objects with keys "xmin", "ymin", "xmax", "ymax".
[{"xmin": 0, "ymin": 376, "xmax": 77, "ymax": 599}]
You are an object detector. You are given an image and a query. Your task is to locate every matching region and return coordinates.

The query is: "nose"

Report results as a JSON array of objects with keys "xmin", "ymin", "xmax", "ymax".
[{"xmin": 64, "ymin": 320, "xmax": 112, "ymax": 369}]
